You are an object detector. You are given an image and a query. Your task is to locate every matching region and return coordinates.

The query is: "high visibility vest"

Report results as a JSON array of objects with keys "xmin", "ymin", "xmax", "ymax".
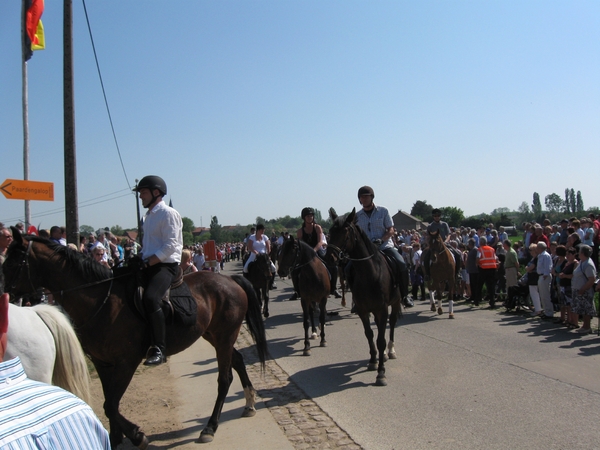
[{"xmin": 478, "ymin": 246, "xmax": 497, "ymax": 269}]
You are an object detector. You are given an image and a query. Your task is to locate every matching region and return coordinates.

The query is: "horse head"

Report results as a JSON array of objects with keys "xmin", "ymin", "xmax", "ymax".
[
  {"xmin": 2, "ymin": 228, "xmax": 38, "ymax": 297},
  {"xmin": 326, "ymin": 207, "xmax": 358, "ymax": 262},
  {"xmin": 277, "ymin": 236, "xmax": 298, "ymax": 277}
]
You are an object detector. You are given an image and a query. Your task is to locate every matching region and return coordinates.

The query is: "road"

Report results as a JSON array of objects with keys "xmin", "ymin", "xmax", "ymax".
[{"xmin": 236, "ymin": 260, "xmax": 600, "ymax": 450}]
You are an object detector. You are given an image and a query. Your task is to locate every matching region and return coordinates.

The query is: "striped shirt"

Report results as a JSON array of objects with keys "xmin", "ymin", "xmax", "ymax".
[
  {"xmin": 0, "ymin": 357, "xmax": 110, "ymax": 449},
  {"xmin": 356, "ymin": 205, "xmax": 395, "ymax": 249}
]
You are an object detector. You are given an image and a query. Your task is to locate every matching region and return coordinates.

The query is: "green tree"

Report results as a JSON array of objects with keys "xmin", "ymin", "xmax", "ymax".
[
  {"xmin": 569, "ymin": 189, "xmax": 576, "ymax": 214},
  {"xmin": 576, "ymin": 191, "xmax": 584, "ymax": 213},
  {"xmin": 544, "ymin": 193, "xmax": 564, "ymax": 213},
  {"xmin": 490, "ymin": 207, "xmax": 510, "ymax": 216},
  {"xmin": 410, "ymin": 200, "xmax": 433, "ymax": 220},
  {"xmin": 255, "ymin": 216, "xmax": 265, "ymax": 226},
  {"xmin": 565, "ymin": 188, "xmax": 571, "ymax": 213},
  {"xmin": 183, "ymin": 231, "xmax": 194, "ymax": 246},
  {"xmin": 517, "ymin": 201, "xmax": 531, "ymax": 223},
  {"xmin": 210, "ymin": 216, "xmax": 222, "ymax": 243},
  {"xmin": 532, "ymin": 192, "xmax": 542, "ymax": 218},
  {"xmin": 80, "ymin": 225, "xmax": 94, "ymax": 236},
  {"xmin": 440, "ymin": 207, "xmax": 464, "ymax": 227},
  {"xmin": 182, "ymin": 217, "xmax": 195, "ymax": 233},
  {"xmin": 110, "ymin": 225, "xmax": 124, "ymax": 236}
]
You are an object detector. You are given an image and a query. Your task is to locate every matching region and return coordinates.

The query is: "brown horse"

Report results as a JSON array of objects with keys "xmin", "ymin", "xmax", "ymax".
[
  {"xmin": 245, "ymin": 253, "xmax": 272, "ymax": 318},
  {"xmin": 427, "ymin": 230, "xmax": 456, "ymax": 318},
  {"xmin": 326, "ymin": 208, "xmax": 402, "ymax": 387},
  {"xmin": 2, "ymin": 232, "xmax": 268, "ymax": 448},
  {"xmin": 277, "ymin": 236, "xmax": 330, "ymax": 356}
]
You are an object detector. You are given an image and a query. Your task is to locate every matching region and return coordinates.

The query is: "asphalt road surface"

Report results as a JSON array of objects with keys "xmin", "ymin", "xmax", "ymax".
[{"xmin": 234, "ymin": 260, "xmax": 600, "ymax": 450}]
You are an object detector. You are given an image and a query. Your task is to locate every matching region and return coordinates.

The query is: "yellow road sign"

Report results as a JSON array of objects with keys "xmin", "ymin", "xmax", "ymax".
[{"xmin": 1, "ymin": 179, "xmax": 54, "ymax": 201}]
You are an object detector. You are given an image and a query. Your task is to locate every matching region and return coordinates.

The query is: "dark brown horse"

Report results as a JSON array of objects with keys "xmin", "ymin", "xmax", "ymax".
[
  {"xmin": 245, "ymin": 253, "xmax": 272, "ymax": 318},
  {"xmin": 277, "ymin": 236, "xmax": 330, "ymax": 356},
  {"xmin": 326, "ymin": 208, "xmax": 402, "ymax": 386},
  {"xmin": 2, "ymin": 232, "xmax": 268, "ymax": 448},
  {"xmin": 427, "ymin": 230, "xmax": 456, "ymax": 318}
]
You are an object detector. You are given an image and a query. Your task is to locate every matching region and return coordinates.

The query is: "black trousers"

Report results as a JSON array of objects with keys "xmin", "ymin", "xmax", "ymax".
[{"xmin": 143, "ymin": 263, "xmax": 178, "ymax": 315}]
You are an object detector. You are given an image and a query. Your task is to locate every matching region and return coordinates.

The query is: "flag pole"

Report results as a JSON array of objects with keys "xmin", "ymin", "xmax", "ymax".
[{"xmin": 21, "ymin": 0, "xmax": 31, "ymax": 230}]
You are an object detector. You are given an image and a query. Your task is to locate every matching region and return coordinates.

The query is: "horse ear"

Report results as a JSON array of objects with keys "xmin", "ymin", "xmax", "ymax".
[
  {"xmin": 10, "ymin": 226, "xmax": 23, "ymax": 245},
  {"xmin": 328, "ymin": 207, "xmax": 338, "ymax": 221},
  {"xmin": 346, "ymin": 208, "xmax": 356, "ymax": 224}
]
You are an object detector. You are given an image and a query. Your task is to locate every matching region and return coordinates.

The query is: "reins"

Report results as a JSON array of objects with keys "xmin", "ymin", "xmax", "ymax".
[{"xmin": 328, "ymin": 223, "xmax": 375, "ymax": 262}]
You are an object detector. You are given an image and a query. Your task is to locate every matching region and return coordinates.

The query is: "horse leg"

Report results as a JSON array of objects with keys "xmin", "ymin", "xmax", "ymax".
[
  {"xmin": 302, "ymin": 301, "xmax": 312, "ymax": 356},
  {"xmin": 387, "ymin": 302, "xmax": 399, "ymax": 359},
  {"xmin": 199, "ymin": 337, "xmax": 236, "ymax": 443},
  {"xmin": 319, "ymin": 298, "xmax": 327, "ymax": 348},
  {"xmin": 309, "ymin": 302, "xmax": 318, "ymax": 340},
  {"xmin": 430, "ymin": 289, "xmax": 436, "ymax": 312},
  {"xmin": 437, "ymin": 288, "xmax": 443, "ymax": 315},
  {"xmin": 94, "ymin": 358, "xmax": 148, "ymax": 449},
  {"xmin": 448, "ymin": 280, "xmax": 455, "ymax": 319},
  {"xmin": 262, "ymin": 289, "xmax": 269, "ymax": 318},
  {"xmin": 374, "ymin": 310, "xmax": 388, "ymax": 386},
  {"xmin": 358, "ymin": 313, "xmax": 377, "ymax": 371},
  {"xmin": 231, "ymin": 348, "xmax": 257, "ymax": 417}
]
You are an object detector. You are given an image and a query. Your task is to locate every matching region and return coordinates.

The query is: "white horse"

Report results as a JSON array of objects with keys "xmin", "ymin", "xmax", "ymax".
[{"xmin": 5, "ymin": 302, "xmax": 91, "ymax": 403}]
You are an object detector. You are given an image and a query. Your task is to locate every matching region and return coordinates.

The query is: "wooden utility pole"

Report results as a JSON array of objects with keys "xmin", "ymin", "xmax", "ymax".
[{"xmin": 63, "ymin": 0, "xmax": 78, "ymax": 245}]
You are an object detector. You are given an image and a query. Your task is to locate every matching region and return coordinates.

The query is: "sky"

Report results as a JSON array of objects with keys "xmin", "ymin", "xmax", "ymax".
[{"xmin": 1, "ymin": 1, "xmax": 599, "ymax": 232}]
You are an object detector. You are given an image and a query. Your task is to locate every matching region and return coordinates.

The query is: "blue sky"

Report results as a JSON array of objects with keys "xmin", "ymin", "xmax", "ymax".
[{"xmin": 1, "ymin": 1, "xmax": 598, "ymax": 231}]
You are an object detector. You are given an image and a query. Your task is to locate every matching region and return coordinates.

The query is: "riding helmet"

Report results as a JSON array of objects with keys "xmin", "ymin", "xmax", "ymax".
[
  {"xmin": 357, "ymin": 185, "xmax": 374, "ymax": 199},
  {"xmin": 301, "ymin": 207, "xmax": 315, "ymax": 220},
  {"xmin": 432, "ymin": 208, "xmax": 441, "ymax": 216},
  {"xmin": 134, "ymin": 176, "xmax": 167, "ymax": 196}
]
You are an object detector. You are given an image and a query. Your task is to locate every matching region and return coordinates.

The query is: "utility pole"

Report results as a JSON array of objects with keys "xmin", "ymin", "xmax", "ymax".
[{"xmin": 63, "ymin": 0, "xmax": 78, "ymax": 245}]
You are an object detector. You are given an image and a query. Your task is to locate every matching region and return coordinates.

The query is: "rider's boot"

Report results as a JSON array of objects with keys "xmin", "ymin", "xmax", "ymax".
[
  {"xmin": 144, "ymin": 308, "xmax": 167, "ymax": 366},
  {"xmin": 269, "ymin": 272, "xmax": 277, "ymax": 290}
]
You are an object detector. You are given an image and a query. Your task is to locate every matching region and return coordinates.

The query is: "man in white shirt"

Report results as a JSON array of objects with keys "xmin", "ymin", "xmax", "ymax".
[{"xmin": 134, "ymin": 176, "xmax": 183, "ymax": 366}]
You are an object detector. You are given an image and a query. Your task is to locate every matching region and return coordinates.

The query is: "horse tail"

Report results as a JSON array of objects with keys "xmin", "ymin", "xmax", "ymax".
[
  {"xmin": 33, "ymin": 304, "xmax": 92, "ymax": 403},
  {"xmin": 231, "ymin": 274, "xmax": 268, "ymax": 370}
]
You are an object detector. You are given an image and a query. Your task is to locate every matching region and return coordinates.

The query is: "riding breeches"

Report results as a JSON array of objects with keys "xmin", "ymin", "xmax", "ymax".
[{"xmin": 143, "ymin": 263, "xmax": 178, "ymax": 314}]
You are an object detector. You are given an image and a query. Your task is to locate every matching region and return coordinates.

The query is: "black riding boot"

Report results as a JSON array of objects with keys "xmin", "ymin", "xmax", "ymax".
[
  {"xmin": 270, "ymin": 272, "xmax": 277, "ymax": 290},
  {"xmin": 144, "ymin": 308, "xmax": 167, "ymax": 366}
]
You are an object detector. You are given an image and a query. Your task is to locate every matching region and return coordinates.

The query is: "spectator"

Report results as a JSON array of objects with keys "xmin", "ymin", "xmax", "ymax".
[
  {"xmin": 552, "ymin": 245, "xmax": 569, "ymax": 325},
  {"xmin": 466, "ymin": 238, "xmax": 479, "ymax": 305},
  {"xmin": 503, "ymin": 240, "xmax": 519, "ymax": 307},
  {"xmin": 569, "ymin": 245, "xmax": 597, "ymax": 334},
  {"xmin": 49, "ymin": 226, "xmax": 66, "ymax": 245},
  {"xmin": 526, "ymin": 244, "xmax": 542, "ymax": 316},
  {"xmin": 92, "ymin": 245, "xmax": 111, "ymax": 269},
  {"xmin": 536, "ymin": 242, "xmax": 554, "ymax": 320},
  {"xmin": 0, "ymin": 227, "xmax": 13, "ymax": 265},
  {"xmin": 475, "ymin": 236, "xmax": 499, "ymax": 309},
  {"xmin": 193, "ymin": 246, "xmax": 206, "ymax": 271},
  {"xmin": 180, "ymin": 249, "xmax": 198, "ymax": 275},
  {"xmin": 411, "ymin": 242, "xmax": 426, "ymax": 300}
]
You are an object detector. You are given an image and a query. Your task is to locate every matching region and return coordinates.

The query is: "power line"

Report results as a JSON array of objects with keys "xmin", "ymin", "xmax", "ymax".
[{"xmin": 81, "ymin": 0, "xmax": 131, "ymax": 189}]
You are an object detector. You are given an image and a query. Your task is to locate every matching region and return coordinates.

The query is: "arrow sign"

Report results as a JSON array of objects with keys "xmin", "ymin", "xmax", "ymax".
[{"xmin": 1, "ymin": 179, "xmax": 54, "ymax": 201}]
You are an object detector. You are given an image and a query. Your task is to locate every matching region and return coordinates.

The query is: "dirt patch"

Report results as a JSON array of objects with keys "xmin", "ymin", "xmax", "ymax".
[{"xmin": 88, "ymin": 362, "xmax": 183, "ymax": 449}]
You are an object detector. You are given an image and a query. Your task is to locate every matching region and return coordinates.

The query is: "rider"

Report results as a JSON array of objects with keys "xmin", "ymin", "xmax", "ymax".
[
  {"xmin": 422, "ymin": 208, "xmax": 461, "ymax": 282},
  {"xmin": 355, "ymin": 186, "xmax": 413, "ymax": 308},
  {"xmin": 243, "ymin": 224, "xmax": 277, "ymax": 289},
  {"xmin": 291, "ymin": 207, "xmax": 342, "ymax": 300},
  {"xmin": 134, "ymin": 175, "xmax": 183, "ymax": 366}
]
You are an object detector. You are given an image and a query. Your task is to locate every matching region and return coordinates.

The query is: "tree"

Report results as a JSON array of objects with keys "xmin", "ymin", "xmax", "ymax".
[
  {"xmin": 490, "ymin": 207, "xmax": 510, "ymax": 216},
  {"xmin": 182, "ymin": 217, "xmax": 195, "ymax": 233},
  {"xmin": 110, "ymin": 225, "xmax": 124, "ymax": 236},
  {"xmin": 255, "ymin": 216, "xmax": 266, "ymax": 226},
  {"xmin": 564, "ymin": 188, "xmax": 571, "ymax": 214},
  {"xmin": 569, "ymin": 189, "xmax": 576, "ymax": 214},
  {"xmin": 517, "ymin": 201, "xmax": 531, "ymax": 223},
  {"xmin": 576, "ymin": 191, "xmax": 584, "ymax": 213},
  {"xmin": 80, "ymin": 225, "xmax": 94, "ymax": 236},
  {"xmin": 544, "ymin": 193, "xmax": 564, "ymax": 213},
  {"xmin": 410, "ymin": 200, "xmax": 432, "ymax": 220},
  {"xmin": 532, "ymin": 192, "xmax": 542, "ymax": 218},
  {"xmin": 440, "ymin": 207, "xmax": 464, "ymax": 227},
  {"xmin": 210, "ymin": 216, "xmax": 222, "ymax": 243}
]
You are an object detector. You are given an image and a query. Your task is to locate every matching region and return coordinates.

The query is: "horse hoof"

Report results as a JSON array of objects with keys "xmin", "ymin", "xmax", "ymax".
[
  {"xmin": 263, "ymin": 312, "xmax": 269, "ymax": 318},
  {"xmin": 388, "ymin": 351, "xmax": 397, "ymax": 359},
  {"xmin": 137, "ymin": 435, "xmax": 149, "ymax": 450},
  {"xmin": 320, "ymin": 341, "xmax": 327, "ymax": 347},
  {"xmin": 341, "ymin": 299, "xmax": 346, "ymax": 307},
  {"xmin": 303, "ymin": 349, "xmax": 311, "ymax": 356},
  {"xmin": 310, "ymin": 333, "xmax": 318, "ymax": 340},
  {"xmin": 242, "ymin": 406, "xmax": 256, "ymax": 417},
  {"xmin": 430, "ymin": 304, "xmax": 436, "ymax": 312},
  {"xmin": 375, "ymin": 375, "xmax": 387, "ymax": 387},
  {"xmin": 437, "ymin": 307, "xmax": 443, "ymax": 315},
  {"xmin": 367, "ymin": 362, "xmax": 377, "ymax": 371},
  {"xmin": 449, "ymin": 313, "xmax": 455, "ymax": 319},
  {"xmin": 383, "ymin": 353, "xmax": 389, "ymax": 362},
  {"xmin": 199, "ymin": 430, "xmax": 214, "ymax": 443}
]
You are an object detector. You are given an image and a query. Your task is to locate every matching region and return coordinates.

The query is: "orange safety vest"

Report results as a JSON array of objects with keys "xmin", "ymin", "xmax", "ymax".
[{"xmin": 478, "ymin": 245, "xmax": 497, "ymax": 269}]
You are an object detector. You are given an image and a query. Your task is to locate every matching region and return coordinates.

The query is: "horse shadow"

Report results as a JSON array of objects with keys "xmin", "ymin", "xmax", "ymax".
[{"xmin": 288, "ymin": 360, "xmax": 371, "ymax": 397}]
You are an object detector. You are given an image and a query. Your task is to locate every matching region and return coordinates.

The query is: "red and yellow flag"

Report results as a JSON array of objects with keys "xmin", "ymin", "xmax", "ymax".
[{"xmin": 23, "ymin": 0, "xmax": 45, "ymax": 61}]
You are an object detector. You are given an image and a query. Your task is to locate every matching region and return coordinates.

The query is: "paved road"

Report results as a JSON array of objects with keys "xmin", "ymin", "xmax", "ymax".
[{"xmin": 246, "ymin": 261, "xmax": 600, "ymax": 450}]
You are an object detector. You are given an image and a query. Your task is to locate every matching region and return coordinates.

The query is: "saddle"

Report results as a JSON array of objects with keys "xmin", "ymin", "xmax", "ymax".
[{"xmin": 126, "ymin": 265, "xmax": 197, "ymax": 327}]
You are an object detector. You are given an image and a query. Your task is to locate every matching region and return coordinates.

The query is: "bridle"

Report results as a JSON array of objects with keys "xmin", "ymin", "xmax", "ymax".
[
  {"xmin": 328, "ymin": 222, "xmax": 375, "ymax": 262},
  {"xmin": 5, "ymin": 240, "xmax": 37, "ymax": 295}
]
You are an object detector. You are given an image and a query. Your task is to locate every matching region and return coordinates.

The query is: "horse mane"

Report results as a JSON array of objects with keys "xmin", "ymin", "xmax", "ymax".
[
  {"xmin": 330, "ymin": 213, "xmax": 378, "ymax": 254},
  {"xmin": 28, "ymin": 236, "xmax": 112, "ymax": 281},
  {"xmin": 296, "ymin": 239, "xmax": 317, "ymax": 260}
]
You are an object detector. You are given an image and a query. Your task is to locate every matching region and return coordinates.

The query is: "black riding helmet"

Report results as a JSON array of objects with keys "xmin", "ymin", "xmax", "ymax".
[
  {"xmin": 301, "ymin": 207, "xmax": 315, "ymax": 220},
  {"xmin": 357, "ymin": 185, "xmax": 374, "ymax": 199},
  {"xmin": 134, "ymin": 176, "xmax": 167, "ymax": 196}
]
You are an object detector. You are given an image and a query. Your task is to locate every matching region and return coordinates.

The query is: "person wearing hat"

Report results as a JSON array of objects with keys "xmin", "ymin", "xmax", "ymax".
[
  {"xmin": 134, "ymin": 175, "xmax": 183, "ymax": 366},
  {"xmin": 355, "ymin": 186, "xmax": 413, "ymax": 308},
  {"xmin": 421, "ymin": 208, "xmax": 457, "ymax": 282}
]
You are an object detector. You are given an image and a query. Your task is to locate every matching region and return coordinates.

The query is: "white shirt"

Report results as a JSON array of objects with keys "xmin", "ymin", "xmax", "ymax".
[{"xmin": 141, "ymin": 200, "xmax": 183, "ymax": 263}]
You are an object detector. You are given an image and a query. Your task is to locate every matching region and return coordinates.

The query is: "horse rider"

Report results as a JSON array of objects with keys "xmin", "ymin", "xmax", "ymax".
[
  {"xmin": 134, "ymin": 175, "xmax": 183, "ymax": 366},
  {"xmin": 355, "ymin": 186, "xmax": 413, "ymax": 308},
  {"xmin": 422, "ymin": 208, "xmax": 462, "ymax": 282},
  {"xmin": 290, "ymin": 207, "xmax": 342, "ymax": 300},
  {"xmin": 243, "ymin": 223, "xmax": 277, "ymax": 289}
]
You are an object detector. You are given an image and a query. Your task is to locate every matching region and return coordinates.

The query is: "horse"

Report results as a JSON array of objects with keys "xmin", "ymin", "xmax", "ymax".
[
  {"xmin": 277, "ymin": 237, "xmax": 330, "ymax": 356},
  {"xmin": 245, "ymin": 253, "xmax": 272, "ymax": 318},
  {"xmin": 2, "ymin": 231, "xmax": 268, "ymax": 448},
  {"xmin": 4, "ymin": 300, "xmax": 91, "ymax": 403},
  {"xmin": 326, "ymin": 208, "xmax": 402, "ymax": 387},
  {"xmin": 427, "ymin": 231, "xmax": 456, "ymax": 319}
]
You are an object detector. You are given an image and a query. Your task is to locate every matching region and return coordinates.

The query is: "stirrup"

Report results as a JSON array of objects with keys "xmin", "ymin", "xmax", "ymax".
[{"xmin": 144, "ymin": 346, "xmax": 166, "ymax": 366}]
